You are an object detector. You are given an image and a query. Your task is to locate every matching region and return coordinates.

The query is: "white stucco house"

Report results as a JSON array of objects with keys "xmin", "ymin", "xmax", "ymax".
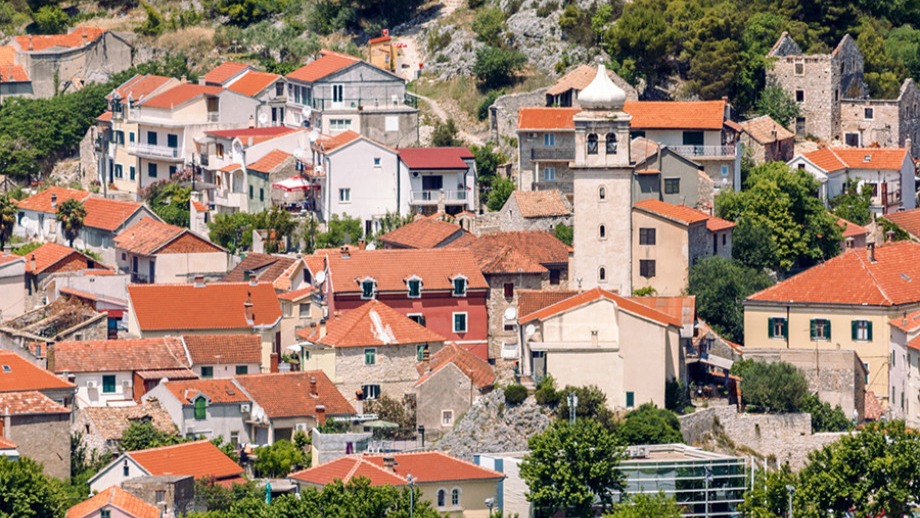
[{"xmin": 143, "ymin": 378, "xmax": 252, "ymax": 444}]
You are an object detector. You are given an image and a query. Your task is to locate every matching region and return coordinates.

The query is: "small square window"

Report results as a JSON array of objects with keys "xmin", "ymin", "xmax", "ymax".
[
  {"xmin": 339, "ymin": 188, "xmax": 351, "ymax": 203},
  {"xmin": 865, "ymin": 107, "xmax": 874, "ymax": 120},
  {"xmin": 407, "ymin": 279, "xmax": 421, "ymax": 298},
  {"xmin": 664, "ymin": 178, "xmax": 680, "ymax": 194},
  {"xmin": 101, "ymin": 510, "xmax": 111, "ymax": 518},
  {"xmin": 361, "ymin": 279, "xmax": 376, "ymax": 299},
  {"xmin": 452, "ymin": 277, "xmax": 467, "ymax": 297},
  {"xmin": 453, "ymin": 313, "xmax": 468, "ymax": 333},
  {"xmin": 543, "ymin": 167, "xmax": 556, "ymax": 182},
  {"xmin": 417, "ymin": 344, "xmax": 429, "ymax": 361},
  {"xmin": 373, "ymin": 157, "xmax": 381, "ymax": 167},
  {"xmin": 794, "ymin": 62, "xmax": 804, "ymax": 75},
  {"xmin": 361, "ymin": 384, "xmax": 380, "ymax": 400},
  {"xmin": 503, "ymin": 282, "xmax": 514, "ymax": 299},
  {"xmin": 442, "ymin": 410, "xmax": 454, "ymax": 426},
  {"xmin": 408, "ymin": 313, "xmax": 426, "ymax": 326},
  {"xmin": 543, "ymin": 133, "xmax": 555, "ymax": 146},
  {"xmin": 102, "ymin": 375, "xmax": 116, "ymax": 393},
  {"xmin": 768, "ymin": 317, "xmax": 787, "ymax": 339},
  {"xmin": 810, "ymin": 319, "xmax": 831, "ymax": 340},
  {"xmin": 639, "ymin": 228, "xmax": 656, "ymax": 245},
  {"xmin": 235, "ymin": 365, "xmax": 248, "ymax": 375},
  {"xmin": 364, "ymin": 348, "xmax": 377, "ymax": 365},
  {"xmin": 201, "ymin": 366, "xmax": 214, "ymax": 379},
  {"xmin": 795, "ymin": 90, "xmax": 805, "ymax": 103},
  {"xmin": 639, "ymin": 259, "xmax": 656, "ymax": 278}
]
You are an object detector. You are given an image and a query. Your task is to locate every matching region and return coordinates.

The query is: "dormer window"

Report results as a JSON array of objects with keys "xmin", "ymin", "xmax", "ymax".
[
  {"xmin": 451, "ymin": 275, "xmax": 468, "ymax": 297},
  {"xmin": 587, "ymin": 134, "xmax": 598, "ymax": 155},
  {"xmin": 194, "ymin": 396, "xmax": 207, "ymax": 420},
  {"xmin": 407, "ymin": 277, "xmax": 422, "ymax": 298},
  {"xmin": 360, "ymin": 278, "xmax": 377, "ymax": 299}
]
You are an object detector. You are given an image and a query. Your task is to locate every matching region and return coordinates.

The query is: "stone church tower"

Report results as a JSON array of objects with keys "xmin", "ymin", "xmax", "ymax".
[{"xmin": 571, "ymin": 65, "xmax": 634, "ymax": 294}]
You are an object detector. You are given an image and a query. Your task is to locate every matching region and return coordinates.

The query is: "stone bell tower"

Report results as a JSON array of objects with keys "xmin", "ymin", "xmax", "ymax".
[{"xmin": 571, "ymin": 65, "xmax": 634, "ymax": 294}]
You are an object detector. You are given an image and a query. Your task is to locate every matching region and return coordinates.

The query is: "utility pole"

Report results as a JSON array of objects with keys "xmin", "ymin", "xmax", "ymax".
[{"xmin": 567, "ymin": 391, "xmax": 578, "ymax": 425}]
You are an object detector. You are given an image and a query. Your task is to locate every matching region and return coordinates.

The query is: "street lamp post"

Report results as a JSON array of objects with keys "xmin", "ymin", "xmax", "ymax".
[
  {"xmin": 786, "ymin": 484, "xmax": 795, "ymax": 518},
  {"xmin": 567, "ymin": 391, "xmax": 578, "ymax": 425},
  {"xmin": 485, "ymin": 497, "xmax": 495, "ymax": 515},
  {"xmin": 407, "ymin": 474, "xmax": 415, "ymax": 518}
]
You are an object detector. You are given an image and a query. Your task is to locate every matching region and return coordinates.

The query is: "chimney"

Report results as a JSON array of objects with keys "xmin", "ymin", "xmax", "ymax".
[
  {"xmin": 382, "ymin": 457, "xmax": 398, "ymax": 472},
  {"xmin": 50, "ymin": 193, "xmax": 57, "ymax": 209},
  {"xmin": 244, "ymin": 292, "xmax": 254, "ymax": 325},
  {"xmin": 315, "ymin": 404, "xmax": 326, "ymax": 425},
  {"xmin": 867, "ymin": 242, "xmax": 876, "ymax": 263},
  {"xmin": 358, "ymin": 240, "xmax": 367, "ymax": 250},
  {"xmin": 309, "ymin": 376, "xmax": 317, "ymax": 397},
  {"xmin": 269, "ymin": 352, "xmax": 279, "ymax": 373},
  {"xmin": 29, "ymin": 254, "xmax": 36, "ymax": 273},
  {"xmin": 27, "ymin": 35, "xmax": 33, "ymax": 51},
  {"xmin": 247, "ymin": 137, "xmax": 254, "ymax": 147},
  {"xmin": 194, "ymin": 275, "xmax": 205, "ymax": 287},
  {"xmin": 180, "ymin": 75, "xmax": 187, "ymax": 84},
  {"xmin": 340, "ymin": 245, "xmax": 350, "ymax": 258},
  {"xmin": 248, "ymin": 115, "xmax": 255, "ymax": 128},
  {"xmin": 887, "ymin": 230, "xmax": 896, "ymax": 243}
]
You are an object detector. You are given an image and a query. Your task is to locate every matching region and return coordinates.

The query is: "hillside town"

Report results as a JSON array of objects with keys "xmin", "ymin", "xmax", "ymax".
[{"xmin": 2, "ymin": 1, "xmax": 920, "ymax": 517}]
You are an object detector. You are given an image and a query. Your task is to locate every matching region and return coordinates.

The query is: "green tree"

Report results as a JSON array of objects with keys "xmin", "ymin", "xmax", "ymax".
[
  {"xmin": 472, "ymin": 45, "xmax": 527, "ymax": 89},
  {"xmin": 252, "ymin": 206, "xmax": 297, "ymax": 254},
  {"xmin": 603, "ymin": 0, "xmax": 675, "ymax": 87},
  {"xmin": 615, "ymin": 403, "xmax": 683, "ymax": 445},
  {"xmin": 730, "ymin": 359, "xmax": 809, "ymax": 413},
  {"xmin": 755, "ymin": 85, "xmax": 800, "ymax": 128},
  {"xmin": 553, "ymin": 222, "xmax": 573, "ymax": 246},
  {"xmin": 471, "ymin": 7, "xmax": 505, "ymax": 47},
  {"xmin": 521, "ymin": 419, "xmax": 625, "ymax": 517},
  {"xmin": 737, "ymin": 464, "xmax": 797, "ymax": 517},
  {"xmin": 800, "ymin": 394, "xmax": 852, "ymax": 432},
  {"xmin": 477, "ymin": 89, "xmax": 505, "ymax": 121},
  {"xmin": 252, "ymin": 439, "xmax": 309, "ymax": 478},
  {"xmin": 486, "ymin": 177, "xmax": 514, "ymax": 211},
  {"xmin": 363, "ymin": 394, "xmax": 417, "ymax": 440},
  {"xmin": 606, "ymin": 492, "xmax": 683, "ymax": 518},
  {"xmin": 56, "ymin": 198, "xmax": 86, "ymax": 248},
  {"xmin": 0, "ymin": 194, "xmax": 18, "ymax": 251},
  {"xmin": 208, "ymin": 212, "xmax": 255, "ymax": 252},
  {"xmin": 315, "ymin": 214, "xmax": 363, "ymax": 249},
  {"xmin": 135, "ymin": 1, "xmax": 165, "ymax": 36},
  {"xmin": 886, "ymin": 24, "xmax": 920, "ymax": 81},
  {"xmin": 856, "ymin": 16, "xmax": 908, "ymax": 99},
  {"xmin": 193, "ymin": 476, "xmax": 261, "ymax": 512},
  {"xmin": 554, "ymin": 385, "xmax": 619, "ymax": 432},
  {"xmin": 688, "ymin": 257, "xmax": 774, "ymax": 343},
  {"xmin": 120, "ymin": 421, "xmax": 184, "ymax": 452},
  {"xmin": 830, "ymin": 180, "xmax": 873, "ymax": 226},
  {"xmin": 431, "ymin": 118, "xmax": 462, "ymax": 147},
  {"xmin": 731, "ymin": 219, "xmax": 778, "ymax": 271},
  {"xmin": 143, "ymin": 181, "xmax": 192, "ymax": 227},
  {"xmin": 470, "ymin": 143, "xmax": 507, "ymax": 187},
  {"xmin": 32, "ymin": 5, "xmax": 68, "ymax": 34},
  {"xmin": 0, "ymin": 456, "xmax": 69, "ymax": 517},
  {"xmin": 716, "ymin": 162, "xmax": 842, "ymax": 271}
]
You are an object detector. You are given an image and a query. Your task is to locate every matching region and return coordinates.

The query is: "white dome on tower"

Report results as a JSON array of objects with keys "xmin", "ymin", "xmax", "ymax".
[{"xmin": 577, "ymin": 64, "xmax": 627, "ymax": 110}]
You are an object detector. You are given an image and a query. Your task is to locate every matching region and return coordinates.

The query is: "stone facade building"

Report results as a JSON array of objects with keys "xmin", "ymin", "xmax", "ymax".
[
  {"xmin": 415, "ymin": 344, "xmax": 495, "ymax": 441},
  {"xmin": 496, "ymin": 190, "xmax": 572, "ymax": 233},
  {"xmin": 840, "ymin": 79, "xmax": 920, "ymax": 152},
  {"xmin": 739, "ymin": 115, "xmax": 795, "ymax": 164},
  {"xmin": 0, "ymin": 391, "xmax": 71, "ymax": 478}
]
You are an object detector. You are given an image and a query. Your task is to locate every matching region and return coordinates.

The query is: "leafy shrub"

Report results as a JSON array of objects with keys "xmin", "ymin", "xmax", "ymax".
[
  {"xmin": 32, "ymin": 5, "xmax": 69, "ymax": 34},
  {"xmin": 553, "ymin": 223, "xmax": 573, "ymax": 246},
  {"xmin": 801, "ymin": 394, "xmax": 852, "ymax": 432},
  {"xmin": 473, "ymin": 45, "xmax": 527, "ymax": 89},
  {"xmin": 504, "ymin": 384, "xmax": 528, "ymax": 406},
  {"xmin": 731, "ymin": 359, "xmax": 809, "ymax": 413},
  {"xmin": 472, "ymin": 7, "xmax": 505, "ymax": 46},
  {"xmin": 253, "ymin": 439, "xmax": 309, "ymax": 477},
  {"xmin": 535, "ymin": 0, "xmax": 558, "ymax": 18},
  {"xmin": 135, "ymin": 1, "xmax": 164, "ymax": 36},
  {"xmin": 476, "ymin": 88, "xmax": 505, "ymax": 120},
  {"xmin": 486, "ymin": 176, "xmax": 515, "ymax": 211},
  {"xmin": 426, "ymin": 30, "xmax": 452, "ymax": 53},
  {"xmin": 615, "ymin": 403, "xmax": 683, "ymax": 445},
  {"xmin": 534, "ymin": 375, "xmax": 561, "ymax": 406},
  {"xmin": 664, "ymin": 378, "xmax": 691, "ymax": 414}
]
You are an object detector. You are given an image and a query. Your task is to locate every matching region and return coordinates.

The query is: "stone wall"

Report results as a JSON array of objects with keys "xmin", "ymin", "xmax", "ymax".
[
  {"xmin": 7, "ymin": 412, "xmax": 71, "ymax": 479},
  {"xmin": 122, "ymin": 475, "xmax": 195, "ymax": 516},
  {"xmin": 485, "ymin": 273, "xmax": 546, "ymax": 359},
  {"xmin": 490, "ymin": 88, "xmax": 549, "ymax": 143},
  {"xmin": 334, "ymin": 343, "xmax": 440, "ymax": 404},
  {"xmin": 417, "ymin": 362, "xmax": 476, "ymax": 441},
  {"xmin": 680, "ymin": 406, "xmax": 845, "ymax": 470}
]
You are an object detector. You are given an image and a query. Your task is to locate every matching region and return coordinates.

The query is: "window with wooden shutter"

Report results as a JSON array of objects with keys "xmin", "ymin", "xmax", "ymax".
[
  {"xmin": 811, "ymin": 319, "xmax": 830, "ymax": 340},
  {"xmin": 852, "ymin": 320, "xmax": 872, "ymax": 341}
]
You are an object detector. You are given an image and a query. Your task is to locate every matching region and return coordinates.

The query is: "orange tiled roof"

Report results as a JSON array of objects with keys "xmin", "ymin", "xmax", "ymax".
[
  {"xmin": 290, "ymin": 451, "xmax": 503, "ymax": 486},
  {"xmin": 247, "ymin": 149, "xmax": 292, "ymax": 172},
  {"xmin": 327, "ymin": 248, "xmax": 488, "ymax": 294},
  {"xmin": 14, "ymin": 26, "xmax": 104, "ymax": 52},
  {"xmin": 19, "ymin": 242, "xmax": 107, "ymax": 274},
  {"xmin": 17, "ymin": 186, "xmax": 89, "ymax": 214},
  {"xmin": 128, "ymin": 282, "xmax": 282, "ymax": 331},
  {"xmin": 416, "ymin": 343, "xmax": 495, "ymax": 388},
  {"xmin": 0, "ymin": 351, "xmax": 75, "ymax": 392},
  {"xmin": 290, "ymin": 456, "xmax": 408, "ymax": 486},
  {"xmin": 547, "ymin": 64, "xmax": 607, "ymax": 95},
  {"xmin": 804, "ymin": 147, "xmax": 909, "ymax": 172},
  {"xmin": 96, "ymin": 111, "xmax": 113, "ymax": 122},
  {"xmin": 141, "ymin": 84, "xmax": 222, "ymax": 109},
  {"xmin": 315, "ymin": 130, "xmax": 362, "ymax": 152},
  {"xmin": 191, "ymin": 200, "xmax": 208, "ymax": 212},
  {"xmin": 317, "ymin": 300, "xmax": 446, "ymax": 347},
  {"xmin": 517, "ymin": 107, "xmax": 579, "ymax": 130},
  {"xmin": 462, "ymin": 231, "xmax": 570, "ymax": 266},
  {"xmin": 634, "ymin": 199, "xmax": 735, "ymax": 232},
  {"xmin": 509, "ymin": 190, "xmax": 571, "ymax": 218},
  {"xmin": 884, "ymin": 208, "xmax": 920, "ymax": 238},
  {"xmin": 0, "ymin": 436, "xmax": 14, "ymax": 449},
  {"xmin": 222, "ymin": 253, "xmax": 296, "ymax": 283},
  {"xmin": 51, "ymin": 338, "xmax": 190, "ymax": 373},
  {"xmin": 287, "ymin": 50, "xmax": 360, "ymax": 83},
  {"xmin": 521, "ymin": 287, "xmax": 683, "ymax": 327},
  {"xmin": 203, "ymin": 62, "xmax": 252, "ymax": 85},
  {"xmin": 181, "ymin": 334, "xmax": 262, "ymax": 365},
  {"xmin": 0, "ymin": 391, "xmax": 69, "ymax": 415},
  {"xmin": 304, "ymin": 255, "xmax": 326, "ymax": 277},
  {"xmin": 82, "ymin": 197, "xmax": 144, "ymax": 231},
  {"xmin": 109, "ymin": 74, "xmax": 175, "ymax": 102},
  {"xmin": 205, "ymin": 126, "xmax": 299, "ymax": 146},
  {"xmin": 219, "ymin": 163, "xmax": 242, "ymax": 172},
  {"xmin": 0, "ymin": 46, "xmax": 28, "ymax": 82},
  {"xmin": 517, "ymin": 289, "xmax": 579, "ymax": 318},
  {"xmin": 623, "ymin": 100, "xmax": 726, "ymax": 130},
  {"xmin": 227, "ymin": 70, "xmax": 280, "ymax": 97},
  {"xmin": 837, "ymin": 217, "xmax": 869, "ymax": 239},
  {"xmin": 747, "ymin": 241, "xmax": 920, "ymax": 306},
  {"xmin": 378, "ymin": 218, "xmax": 463, "ymax": 249},
  {"xmin": 162, "ymin": 379, "xmax": 250, "ymax": 405},
  {"xmin": 626, "ymin": 296, "xmax": 696, "ymax": 327},
  {"xmin": 369, "ymin": 35, "xmax": 391, "ymax": 44},
  {"xmin": 128, "ymin": 440, "xmax": 244, "ymax": 481},
  {"xmin": 114, "ymin": 217, "xmax": 222, "ymax": 256},
  {"xmin": 450, "ymin": 236, "xmax": 547, "ymax": 275},
  {"xmin": 277, "ymin": 285, "xmax": 315, "ymax": 302},
  {"xmin": 398, "ymin": 147, "xmax": 473, "ymax": 169},
  {"xmin": 66, "ymin": 485, "xmax": 160, "ymax": 518},
  {"xmin": 740, "ymin": 115, "xmax": 794, "ymax": 144},
  {"xmin": 235, "ymin": 370, "xmax": 355, "ymax": 418},
  {"xmin": 891, "ymin": 308, "xmax": 920, "ymax": 333}
]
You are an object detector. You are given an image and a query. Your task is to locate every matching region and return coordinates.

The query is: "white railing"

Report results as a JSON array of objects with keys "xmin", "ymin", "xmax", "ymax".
[
  {"xmin": 128, "ymin": 143, "xmax": 182, "ymax": 159},
  {"xmin": 409, "ymin": 190, "xmax": 468, "ymax": 204},
  {"xmin": 670, "ymin": 145, "xmax": 736, "ymax": 157}
]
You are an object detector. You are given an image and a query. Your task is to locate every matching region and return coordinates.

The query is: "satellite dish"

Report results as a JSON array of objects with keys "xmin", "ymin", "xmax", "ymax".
[
  {"xmin": 308, "ymin": 129, "xmax": 320, "ymax": 143},
  {"xmin": 524, "ymin": 324, "xmax": 536, "ymax": 337},
  {"xmin": 302, "ymin": 106, "xmax": 313, "ymax": 118},
  {"xmin": 315, "ymin": 271, "xmax": 326, "ymax": 284},
  {"xmin": 503, "ymin": 307, "xmax": 517, "ymax": 321},
  {"xmin": 258, "ymin": 113, "xmax": 269, "ymax": 124},
  {"xmin": 293, "ymin": 147, "xmax": 306, "ymax": 160}
]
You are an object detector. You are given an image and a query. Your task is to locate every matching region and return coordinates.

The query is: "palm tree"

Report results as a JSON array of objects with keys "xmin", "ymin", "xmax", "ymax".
[
  {"xmin": 0, "ymin": 195, "xmax": 17, "ymax": 252},
  {"xmin": 56, "ymin": 198, "xmax": 87, "ymax": 248}
]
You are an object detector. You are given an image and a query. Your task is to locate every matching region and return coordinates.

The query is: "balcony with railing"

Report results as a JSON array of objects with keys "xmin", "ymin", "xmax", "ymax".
[
  {"xmin": 128, "ymin": 143, "xmax": 184, "ymax": 162},
  {"xmin": 531, "ymin": 147, "xmax": 575, "ymax": 161},
  {"xmin": 307, "ymin": 93, "xmax": 417, "ymax": 111},
  {"xmin": 409, "ymin": 189, "xmax": 468, "ymax": 205},
  {"xmin": 669, "ymin": 144, "xmax": 737, "ymax": 158},
  {"xmin": 131, "ymin": 272, "xmax": 151, "ymax": 284},
  {"xmin": 213, "ymin": 190, "xmax": 248, "ymax": 210}
]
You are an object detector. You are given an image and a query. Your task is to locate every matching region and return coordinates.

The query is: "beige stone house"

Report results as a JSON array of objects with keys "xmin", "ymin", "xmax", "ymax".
[
  {"xmin": 739, "ymin": 115, "xmax": 795, "ymax": 164},
  {"xmin": 744, "ymin": 241, "xmax": 920, "ymax": 407},
  {"xmin": 0, "ymin": 391, "xmax": 71, "ymax": 478},
  {"xmin": 415, "ymin": 343, "xmax": 495, "ymax": 440},
  {"xmin": 518, "ymin": 288, "xmax": 684, "ymax": 409},
  {"xmin": 496, "ymin": 190, "xmax": 572, "ymax": 233},
  {"xmin": 114, "ymin": 218, "xmax": 228, "ymax": 284},
  {"xmin": 631, "ymin": 199, "xmax": 734, "ymax": 296}
]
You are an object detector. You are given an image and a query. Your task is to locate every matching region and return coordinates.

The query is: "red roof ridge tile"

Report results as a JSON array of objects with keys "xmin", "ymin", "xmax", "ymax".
[{"xmin": 521, "ymin": 287, "xmax": 682, "ymax": 327}]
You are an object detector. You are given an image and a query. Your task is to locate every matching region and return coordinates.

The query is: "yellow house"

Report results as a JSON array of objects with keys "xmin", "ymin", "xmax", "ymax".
[
  {"xmin": 744, "ymin": 241, "xmax": 920, "ymax": 407},
  {"xmin": 290, "ymin": 451, "xmax": 503, "ymax": 518},
  {"xmin": 368, "ymin": 31, "xmax": 396, "ymax": 72}
]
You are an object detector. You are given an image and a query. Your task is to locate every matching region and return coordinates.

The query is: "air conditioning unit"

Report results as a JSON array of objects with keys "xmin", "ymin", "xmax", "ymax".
[
  {"xmin": 185, "ymin": 426, "xmax": 195, "ymax": 434},
  {"xmin": 86, "ymin": 380, "xmax": 97, "ymax": 389},
  {"xmin": 240, "ymin": 403, "xmax": 251, "ymax": 414}
]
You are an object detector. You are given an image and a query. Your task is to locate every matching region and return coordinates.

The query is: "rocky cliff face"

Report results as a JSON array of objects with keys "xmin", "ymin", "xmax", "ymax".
[{"xmin": 435, "ymin": 389, "xmax": 553, "ymax": 460}]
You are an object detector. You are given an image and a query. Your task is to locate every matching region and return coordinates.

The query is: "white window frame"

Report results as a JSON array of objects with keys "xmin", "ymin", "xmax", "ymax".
[
  {"xmin": 332, "ymin": 84, "xmax": 344, "ymax": 103},
  {"xmin": 373, "ymin": 157, "xmax": 381, "ymax": 167},
  {"xmin": 339, "ymin": 188, "xmax": 351, "ymax": 203},
  {"xmin": 360, "ymin": 277, "xmax": 376, "ymax": 299},
  {"xmin": 406, "ymin": 276, "xmax": 422, "ymax": 299},
  {"xmin": 451, "ymin": 275, "xmax": 468, "ymax": 297},
  {"xmin": 452, "ymin": 312, "xmax": 468, "ymax": 333},
  {"xmin": 543, "ymin": 133, "xmax": 555, "ymax": 146},
  {"xmin": 441, "ymin": 409, "xmax": 454, "ymax": 426}
]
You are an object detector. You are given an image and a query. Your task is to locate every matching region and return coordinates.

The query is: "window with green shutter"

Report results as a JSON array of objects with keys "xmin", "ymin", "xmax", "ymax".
[
  {"xmin": 365, "ymin": 348, "xmax": 376, "ymax": 365},
  {"xmin": 852, "ymin": 320, "xmax": 872, "ymax": 341},
  {"xmin": 768, "ymin": 318, "xmax": 787, "ymax": 339},
  {"xmin": 626, "ymin": 391, "xmax": 635, "ymax": 408},
  {"xmin": 407, "ymin": 278, "xmax": 421, "ymax": 298},
  {"xmin": 194, "ymin": 397, "xmax": 207, "ymax": 420},
  {"xmin": 810, "ymin": 319, "xmax": 831, "ymax": 340},
  {"xmin": 417, "ymin": 344, "xmax": 428, "ymax": 361}
]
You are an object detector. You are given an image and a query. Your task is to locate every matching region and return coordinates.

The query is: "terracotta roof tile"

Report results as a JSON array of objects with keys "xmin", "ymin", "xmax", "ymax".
[
  {"xmin": 317, "ymin": 300, "xmax": 445, "ymax": 347},
  {"xmin": 248, "ymin": 149, "xmax": 292, "ymax": 172},
  {"xmin": 81, "ymin": 401, "xmax": 176, "ymax": 441},
  {"xmin": 277, "ymin": 285, "xmax": 315, "ymax": 302},
  {"xmin": 141, "ymin": 84, "xmax": 222, "ymax": 109},
  {"xmin": 0, "ymin": 391, "xmax": 69, "ymax": 415},
  {"xmin": 801, "ymin": 147, "xmax": 847, "ymax": 171},
  {"xmin": 448, "ymin": 236, "xmax": 547, "ymax": 274},
  {"xmin": 66, "ymin": 485, "xmax": 160, "ymax": 518},
  {"xmin": 865, "ymin": 391, "xmax": 884, "ymax": 421},
  {"xmin": 456, "ymin": 231, "xmax": 570, "ymax": 266},
  {"xmin": 416, "ymin": 343, "xmax": 495, "ymax": 388},
  {"xmin": 14, "ymin": 26, "xmax": 104, "ymax": 52},
  {"xmin": 398, "ymin": 147, "xmax": 473, "ymax": 169},
  {"xmin": 128, "ymin": 282, "xmax": 282, "ymax": 331},
  {"xmin": 304, "ymin": 255, "xmax": 326, "ymax": 277},
  {"xmin": 17, "ymin": 186, "xmax": 89, "ymax": 214},
  {"xmin": 52, "ymin": 338, "xmax": 190, "ymax": 373},
  {"xmin": 517, "ymin": 107, "xmax": 579, "ymax": 130},
  {"xmin": 634, "ymin": 199, "xmax": 735, "ymax": 232},
  {"xmin": 740, "ymin": 115, "xmax": 794, "ymax": 144},
  {"xmin": 203, "ymin": 62, "xmax": 252, "ymax": 86},
  {"xmin": 314, "ymin": 130, "xmax": 362, "ymax": 152},
  {"xmin": 631, "ymin": 137, "xmax": 662, "ymax": 164},
  {"xmin": 327, "ymin": 249, "xmax": 487, "ymax": 294},
  {"xmin": 162, "ymin": 379, "xmax": 250, "ymax": 405},
  {"xmin": 82, "ymin": 197, "xmax": 144, "ymax": 231},
  {"xmin": 227, "ymin": 70, "xmax": 280, "ymax": 96},
  {"xmin": 115, "ymin": 218, "xmax": 221, "ymax": 255},
  {"xmin": 287, "ymin": 50, "xmax": 360, "ymax": 83},
  {"xmin": 0, "ymin": 46, "xmax": 28, "ymax": 82},
  {"xmin": 521, "ymin": 287, "xmax": 683, "ymax": 327},
  {"xmin": 0, "ymin": 253, "xmax": 24, "ymax": 267},
  {"xmin": 747, "ymin": 241, "xmax": 920, "ymax": 306},
  {"xmin": 0, "ymin": 436, "xmax": 14, "ymax": 449},
  {"xmin": 128, "ymin": 440, "xmax": 244, "ymax": 480},
  {"xmin": 623, "ymin": 100, "xmax": 726, "ymax": 130},
  {"xmin": 547, "ymin": 64, "xmax": 608, "ymax": 95},
  {"xmin": 220, "ymin": 163, "xmax": 242, "ymax": 172},
  {"xmin": 517, "ymin": 289, "xmax": 579, "ymax": 319},
  {"xmin": 378, "ymin": 218, "xmax": 464, "ymax": 249},
  {"xmin": 290, "ymin": 451, "xmax": 503, "ymax": 485},
  {"xmin": 625, "ymin": 296, "xmax": 696, "ymax": 327},
  {"xmin": 181, "ymin": 334, "xmax": 262, "ymax": 365},
  {"xmin": 192, "ymin": 200, "xmax": 208, "ymax": 212},
  {"xmin": 804, "ymin": 147, "xmax": 909, "ymax": 172},
  {"xmin": 509, "ymin": 190, "xmax": 571, "ymax": 218},
  {"xmin": 18, "ymin": 242, "xmax": 108, "ymax": 274},
  {"xmin": 0, "ymin": 351, "xmax": 75, "ymax": 392},
  {"xmin": 235, "ymin": 370, "xmax": 355, "ymax": 418},
  {"xmin": 109, "ymin": 74, "xmax": 175, "ymax": 102},
  {"xmin": 222, "ymin": 253, "xmax": 296, "ymax": 283},
  {"xmin": 205, "ymin": 126, "xmax": 299, "ymax": 146},
  {"xmin": 884, "ymin": 209, "xmax": 920, "ymax": 238},
  {"xmin": 134, "ymin": 369, "xmax": 196, "ymax": 380},
  {"xmin": 369, "ymin": 35, "xmax": 391, "ymax": 44},
  {"xmin": 891, "ymin": 308, "xmax": 920, "ymax": 332},
  {"xmin": 837, "ymin": 217, "xmax": 869, "ymax": 239}
]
